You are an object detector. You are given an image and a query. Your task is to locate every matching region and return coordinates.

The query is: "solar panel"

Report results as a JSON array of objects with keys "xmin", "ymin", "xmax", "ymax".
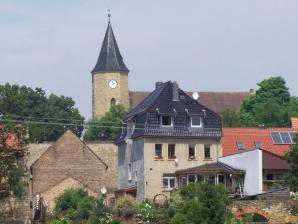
[
  {"xmin": 271, "ymin": 132, "xmax": 282, "ymax": 144},
  {"xmin": 280, "ymin": 132, "xmax": 292, "ymax": 144},
  {"xmin": 290, "ymin": 132, "xmax": 297, "ymax": 142}
]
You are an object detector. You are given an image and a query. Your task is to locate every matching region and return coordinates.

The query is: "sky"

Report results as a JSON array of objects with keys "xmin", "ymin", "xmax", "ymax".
[{"xmin": 1, "ymin": 1, "xmax": 298, "ymax": 119}]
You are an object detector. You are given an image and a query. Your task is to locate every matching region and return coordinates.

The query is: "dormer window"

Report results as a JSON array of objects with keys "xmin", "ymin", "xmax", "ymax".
[
  {"xmin": 191, "ymin": 115, "xmax": 202, "ymax": 127},
  {"xmin": 161, "ymin": 115, "xmax": 173, "ymax": 127}
]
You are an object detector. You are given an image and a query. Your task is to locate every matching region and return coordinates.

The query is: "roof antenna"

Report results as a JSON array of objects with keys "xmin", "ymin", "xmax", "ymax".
[{"xmin": 107, "ymin": 9, "xmax": 111, "ymax": 23}]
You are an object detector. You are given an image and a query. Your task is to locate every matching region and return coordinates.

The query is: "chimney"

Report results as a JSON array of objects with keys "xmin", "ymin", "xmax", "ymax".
[
  {"xmin": 249, "ymin": 88, "xmax": 255, "ymax": 94},
  {"xmin": 172, "ymin": 81, "xmax": 179, "ymax": 101},
  {"xmin": 291, "ymin": 117, "xmax": 298, "ymax": 129},
  {"xmin": 155, "ymin": 82, "xmax": 163, "ymax": 90}
]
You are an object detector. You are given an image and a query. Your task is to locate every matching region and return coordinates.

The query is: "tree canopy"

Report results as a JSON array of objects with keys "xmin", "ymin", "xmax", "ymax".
[
  {"xmin": 0, "ymin": 83, "xmax": 84, "ymax": 143},
  {"xmin": 223, "ymin": 76, "xmax": 298, "ymax": 128},
  {"xmin": 83, "ymin": 104, "xmax": 128, "ymax": 141}
]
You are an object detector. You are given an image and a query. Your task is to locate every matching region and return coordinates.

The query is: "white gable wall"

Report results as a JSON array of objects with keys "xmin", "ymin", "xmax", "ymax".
[{"xmin": 219, "ymin": 149, "xmax": 262, "ymax": 195}]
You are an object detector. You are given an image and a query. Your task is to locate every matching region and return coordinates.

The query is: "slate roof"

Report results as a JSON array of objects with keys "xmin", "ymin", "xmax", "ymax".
[
  {"xmin": 176, "ymin": 162, "xmax": 245, "ymax": 174},
  {"xmin": 116, "ymin": 81, "xmax": 222, "ymax": 143},
  {"xmin": 129, "ymin": 90, "xmax": 251, "ymax": 114},
  {"xmin": 222, "ymin": 128, "xmax": 298, "ymax": 157},
  {"xmin": 92, "ymin": 22, "xmax": 129, "ymax": 73}
]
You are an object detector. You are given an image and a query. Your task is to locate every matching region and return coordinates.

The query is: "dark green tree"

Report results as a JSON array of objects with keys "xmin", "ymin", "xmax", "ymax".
[
  {"xmin": 0, "ymin": 122, "xmax": 28, "ymax": 198},
  {"xmin": 223, "ymin": 76, "xmax": 298, "ymax": 128},
  {"xmin": 284, "ymin": 134, "xmax": 298, "ymax": 192},
  {"xmin": 84, "ymin": 104, "xmax": 128, "ymax": 141},
  {"xmin": 170, "ymin": 182, "xmax": 232, "ymax": 224},
  {"xmin": 0, "ymin": 83, "xmax": 84, "ymax": 142}
]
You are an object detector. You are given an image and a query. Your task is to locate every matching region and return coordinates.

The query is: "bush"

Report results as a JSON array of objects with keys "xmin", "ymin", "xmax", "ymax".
[
  {"xmin": 50, "ymin": 188, "xmax": 118, "ymax": 223},
  {"xmin": 135, "ymin": 201, "xmax": 160, "ymax": 224}
]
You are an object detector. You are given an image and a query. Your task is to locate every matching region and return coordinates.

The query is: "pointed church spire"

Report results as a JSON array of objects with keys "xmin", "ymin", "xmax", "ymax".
[{"xmin": 92, "ymin": 13, "xmax": 129, "ymax": 74}]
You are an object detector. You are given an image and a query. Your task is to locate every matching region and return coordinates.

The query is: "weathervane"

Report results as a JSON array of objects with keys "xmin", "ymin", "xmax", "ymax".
[{"xmin": 107, "ymin": 9, "xmax": 111, "ymax": 23}]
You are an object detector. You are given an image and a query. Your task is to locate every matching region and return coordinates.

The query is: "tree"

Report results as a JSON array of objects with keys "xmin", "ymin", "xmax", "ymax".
[
  {"xmin": 284, "ymin": 134, "xmax": 298, "ymax": 192},
  {"xmin": 170, "ymin": 182, "xmax": 232, "ymax": 224},
  {"xmin": 0, "ymin": 83, "xmax": 84, "ymax": 142},
  {"xmin": 0, "ymin": 122, "xmax": 28, "ymax": 198},
  {"xmin": 84, "ymin": 104, "xmax": 128, "ymax": 141},
  {"xmin": 223, "ymin": 76, "xmax": 298, "ymax": 128}
]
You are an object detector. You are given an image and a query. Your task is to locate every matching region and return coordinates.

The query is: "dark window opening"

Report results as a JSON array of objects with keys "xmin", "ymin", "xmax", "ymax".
[
  {"xmin": 155, "ymin": 144, "xmax": 162, "ymax": 159},
  {"xmin": 266, "ymin": 173, "xmax": 274, "ymax": 180},
  {"xmin": 204, "ymin": 144, "xmax": 211, "ymax": 158},
  {"xmin": 236, "ymin": 142, "xmax": 245, "ymax": 150},
  {"xmin": 188, "ymin": 144, "xmax": 195, "ymax": 159},
  {"xmin": 255, "ymin": 141, "xmax": 262, "ymax": 149},
  {"xmin": 168, "ymin": 144, "xmax": 176, "ymax": 159},
  {"xmin": 161, "ymin": 115, "xmax": 172, "ymax": 126},
  {"xmin": 110, "ymin": 98, "xmax": 116, "ymax": 107}
]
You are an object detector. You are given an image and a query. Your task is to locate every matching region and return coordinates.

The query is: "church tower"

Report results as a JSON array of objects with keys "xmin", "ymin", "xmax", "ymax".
[{"xmin": 92, "ymin": 15, "xmax": 129, "ymax": 118}]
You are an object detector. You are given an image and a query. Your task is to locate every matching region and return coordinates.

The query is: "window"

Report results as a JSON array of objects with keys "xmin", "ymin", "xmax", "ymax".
[
  {"xmin": 126, "ymin": 122, "xmax": 135, "ymax": 138},
  {"xmin": 191, "ymin": 115, "xmax": 202, "ymax": 127},
  {"xmin": 128, "ymin": 163, "xmax": 132, "ymax": 181},
  {"xmin": 168, "ymin": 144, "xmax": 176, "ymax": 159},
  {"xmin": 188, "ymin": 144, "xmax": 196, "ymax": 159},
  {"xmin": 161, "ymin": 115, "xmax": 172, "ymax": 126},
  {"xmin": 135, "ymin": 171, "xmax": 138, "ymax": 184},
  {"xmin": 155, "ymin": 144, "xmax": 162, "ymax": 159},
  {"xmin": 218, "ymin": 174, "xmax": 226, "ymax": 185},
  {"xmin": 110, "ymin": 98, "xmax": 116, "ymax": 106},
  {"xmin": 266, "ymin": 173, "xmax": 274, "ymax": 180},
  {"xmin": 204, "ymin": 144, "xmax": 211, "ymax": 158},
  {"xmin": 255, "ymin": 141, "xmax": 262, "ymax": 149},
  {"xmin": 187, "ymin": 174, "xmax": 204, "ymax": 184},
  {"xmin": 163, "ymin": 175, "xmax": 175, "ymax": 190},
  {"xmin": 178, "ymin": 176, "xmax": 187, "ymax": 187},
  {"xmin": 236, "ymin": 142, "xmax": 245, "ymax": 150}
]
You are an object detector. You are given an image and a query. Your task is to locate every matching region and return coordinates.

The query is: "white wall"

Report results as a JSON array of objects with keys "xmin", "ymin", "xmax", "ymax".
[{"xmin": 219, "ymin": 149, "xmax": 262, "ymax": 195}]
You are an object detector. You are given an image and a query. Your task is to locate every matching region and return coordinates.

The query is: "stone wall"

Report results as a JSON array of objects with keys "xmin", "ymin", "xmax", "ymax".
[
  {"xmin": 0, "ymin": 196, "xmax": 31, "ymax": 224},
  {"xmin": 231, "ymin": 199, "xmax": 297, "ymax": 224}
]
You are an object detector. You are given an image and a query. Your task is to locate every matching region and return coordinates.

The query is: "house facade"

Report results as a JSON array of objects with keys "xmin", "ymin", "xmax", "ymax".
[{"xmin": 116, "ymin": 81, "xmax": 244, "ymax": 201}]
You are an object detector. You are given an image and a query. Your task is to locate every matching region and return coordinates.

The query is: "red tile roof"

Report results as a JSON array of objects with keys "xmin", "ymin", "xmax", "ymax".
[
  {"xmin": 291, "ymin": 117, "xmax": 298, "ymax": 128},
  {"xmin": 129, "ymin": 91, "xmax": 251, "ymax": 114},
  {"xmin": 222, "ymin": 128, "xmax": 298, "ymax": 157}
]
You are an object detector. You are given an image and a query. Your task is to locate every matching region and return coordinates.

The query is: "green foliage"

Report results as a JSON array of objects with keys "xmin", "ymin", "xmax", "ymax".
[
  {"xmin": 135, "ymin": 201, "xmax": 160, "ymax": 224},
  {"xmin": 284, "ymin": 134, "xmax": 298, "ymax": 192},
  {"xmin": 223, "ymin": 76, "xmax": 298, "ymax": 128},
  {"xmin": 170, "ymin": 182, "xmax": 232, "ymax": 224},
  {"xmin": 51, "ymin": 188, "xmax": 118, "ymax": 223},
  {"xmin": 84, "ymin": 104, "xmax": 128, "ymax": 141},
  {"xmin": 0, "ymin": 83, "xmax": 84, "ymax": 143},
  {"xmin": 0, "ymin": 122, "xmax": 28, "ymax": 198}
]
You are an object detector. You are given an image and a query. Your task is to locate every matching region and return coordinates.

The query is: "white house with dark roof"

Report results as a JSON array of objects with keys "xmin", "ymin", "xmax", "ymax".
[{"xmin": 115, "ymin": 81, "xmax": 244, "ymax": 202}]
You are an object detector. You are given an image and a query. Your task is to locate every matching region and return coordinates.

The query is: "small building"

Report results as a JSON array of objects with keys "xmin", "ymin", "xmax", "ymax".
[
  {"xmin": 116, "ymin": 81, "xmax": 242, "ymax": 201},
  {"xmin": 220, "ymin": 127, "xmax": 297, "ymax": 195},
  {"xmin": 30, "ymin": 130, "xmax": 115, "ymax": 210}
]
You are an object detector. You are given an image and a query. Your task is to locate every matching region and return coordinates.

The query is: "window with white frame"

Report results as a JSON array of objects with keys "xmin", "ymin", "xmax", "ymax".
[
  {"xmin": 128, "ymin": 163, "xmax": 132, "ymax": 181},
  {"xmin": 187, "ymin": 174, "xmax": 204, "ymax": 184},
  {"xmin": 190, "ymin": 115, "xmax": 202, "ymax": 127},
  {"xmin": 161, "ymin": 115, "xmax": 173, "ymax": 126},
  {"xmin": 188, "ymin": 144, "xmax": 196, "ymax": 159},
  {"xmin": 163, "ymin": 175, "xmax": 175, "ymax": 190}
]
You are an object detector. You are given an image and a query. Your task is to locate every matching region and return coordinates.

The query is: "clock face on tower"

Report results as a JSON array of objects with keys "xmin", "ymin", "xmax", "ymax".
[{"xmin": 108, "ymin": 80, "xmax": 118, "ymax": 89}]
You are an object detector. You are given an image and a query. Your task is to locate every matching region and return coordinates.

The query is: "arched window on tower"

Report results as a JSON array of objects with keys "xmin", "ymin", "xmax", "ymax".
[{"xmin": 111, "ymin": 98, "xmax": 116, "ymax": 107}]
